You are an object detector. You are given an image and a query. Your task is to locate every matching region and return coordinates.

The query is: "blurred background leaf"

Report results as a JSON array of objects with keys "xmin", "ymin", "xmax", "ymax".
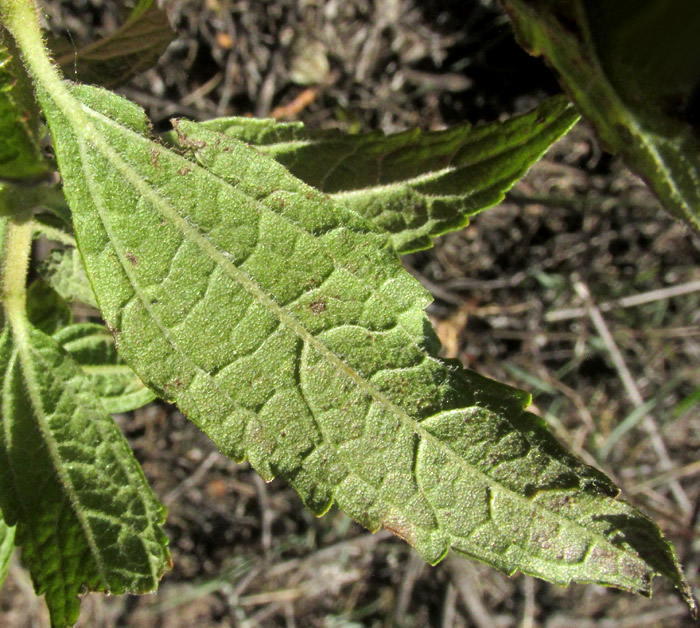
[
  {"xmin": 503, "ymin": 0, "xmax": 700, "ymax": 232},
  {"xmin": 52, "ymin": 0, "xmax": 175, "ymax": 88}
]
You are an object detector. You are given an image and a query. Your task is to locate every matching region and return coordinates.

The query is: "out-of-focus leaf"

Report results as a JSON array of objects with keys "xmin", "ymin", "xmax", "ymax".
[
  {"xmin": 0, "ymin": 184, "xmax": 72, "ymax": 225},
  {"xmin": 503, "ymin": 0, "xmax": 700, "ymax": 232},
  {"xmin": 25, "ymin": 279, "xmax": 72, "ymax": 335},
  {"xmin": 0, "ymin": 508, "xmax": 14, "ymax": 591},
  {"xmin": 0, "ymin": 42, "xmax": 49, "ymax": 181},
  {"xmin": 55, "ymin": 0, "xmax": 175, "ymax": 88},
  {"xmin": 39, "ymin": 246, "xmax": 98, "ymax": 308},
  {"xmin": 176, "ymin": 96, "xmax": 578, "ymax": 253},
  {"xmin": 54, "ymin": 323, "xmax": 156, "ymax": 414}
]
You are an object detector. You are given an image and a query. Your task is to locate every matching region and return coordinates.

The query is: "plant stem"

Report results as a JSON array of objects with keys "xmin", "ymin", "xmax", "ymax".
[
  {"xmin": 0, "ymin": 0, "xmax": 78, "ymax": 317},
  {"xmin": 0, "ymin": 0, "xmax": 43, "ymax": 332},
  {"xmin": 0, "ymin": 216, "xmax": 33, "ymax": 332}
]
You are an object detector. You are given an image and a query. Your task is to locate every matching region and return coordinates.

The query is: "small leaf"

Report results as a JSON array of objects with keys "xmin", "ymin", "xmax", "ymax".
[
  {"xmin": 0, "ymin": 319, "xmax": 170, "ymax": 628},
  {"xmin": 0, "ymin": 185, "xmax": 73, "ymax": 226},
  {"xmin": 180, "ymin": 96, "xmax": 578, "ymax": 253},
  {"xmin": 0, "ymin": 42, "xmax": 49, "ymax": 181},
  {"xmin": 54, "ymin": 323, "xmax": 156, "ymax": 414},
  {"xmin": 39, "ymin": 247, "xmax": 98, "ymax": 308},
  {"xmin": 0, "ymin": 508, "xmax": 15, "ymax": 590},
  {"xmin": 30, "ymin": 188, "xmax": 73, "ymax": 227},
  {"xmin": 25, "ymin": 279, "xmax": 72, "ymax": 335},
  {"xmin": 37, "ymin": 79, "xmax": 692, "ymax": 604},
  {"xmin": 54, "ymin": 0, "xmax": 175, "ymax": 89},
  {"xmin": 502, "ymin": 0, "xmax": 700, "ymax": 232}
]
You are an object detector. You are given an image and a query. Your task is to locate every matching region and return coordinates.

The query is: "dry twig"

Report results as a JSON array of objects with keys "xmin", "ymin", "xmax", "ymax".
[{"xmin": 573, "ymin": 281, "xmax": 692, "ymax": 517}]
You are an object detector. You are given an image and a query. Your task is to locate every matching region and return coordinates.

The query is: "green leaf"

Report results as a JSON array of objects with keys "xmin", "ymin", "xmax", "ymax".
[
  {"xmin": 179, "ymin": 96, "xmax": 578, "ymax": 253},
  {"xmin": 0, "ymin": 42, "xmax": 49, "ymax": 181},
  {"xmin": 54, "ymin": 323, "xmax": 156, "ymax": 414},
  {"xmin": 0, "ymin": 185, "xmax": 72, "ymax": 226},
  {"xmin": 30, "ymin": 189, "xmax": 73, "ymax": 227},
  {"xmin": 0, "ymin": 317, "xmax": 170, "ymax": 627},
  {"xmin": 0, "ymin": 183, "xmax": 72, "ymax": 231},
  {"xmin": 0, "ymin": 507, "xmax": 15, "ymax": 590},
  {"xmin": 25, "ymin": 279, "xmax": 72, "ymax": 335},
  {"xmin": 39, "ymin": 247, "xmax": 99, "ymax": 308},
  {"xmin": 39, "ymin": 80, "xmax": 691, "ymax": 603},
  {"xmin": 503, "ymin": 0, "xmax": 700, "ymax": 232},
  {"xmin": 54, "ymin": 0, "xmax": 175, "ymax": 89}
]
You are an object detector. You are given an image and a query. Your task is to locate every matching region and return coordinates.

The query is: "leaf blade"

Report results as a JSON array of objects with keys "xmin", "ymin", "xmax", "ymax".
[
  {"xmin": 39, "ymin": 246, "xmax": 99, "ymax": 308},
  {"xmin": 25, "ymin": 279, "xmax": 72, "ymax": 335},
  {"xmin": 53, "ymin": 323, "xmax": 156, "ymax": 414},
  {"xmin": 40, "ymin": 81, "xmax": 691, "ymax": 603},
  {"xmin": 185, "ymin": 96, "xmax": 579, "ymax": 252},
  {"xmin": 0, "ymin": 316, "xmax": 169, "ymax": 627},
  {"xmin": 0, "ymin": 43, "xmax": 49, "ymax": 181}
]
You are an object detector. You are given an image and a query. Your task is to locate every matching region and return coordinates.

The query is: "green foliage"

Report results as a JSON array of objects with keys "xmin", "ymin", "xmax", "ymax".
[
  {"xmin": 26, "ymin": 278, "xmax": 72, "ymax": 334},
  {"xmin": 54, "ymin": 323, "xmax": 156, "ymax": 413},
  {"xmin": 0, "ymin": 42, "xmax": 49, "ymax": 181},
  {"xmin": 0, "ymin": 220, "xmax": 170, "ymax": 627},
  {"xmin": 0, "ymin": 0, "xmax": 694, "ymax": 625},
  {"xmin": 172, "ymin": 96, "xmax": 578, "ymax": 253},
  {"xmin": 42, "ymin": 79, "xmax": 692, "ymax": 605},
  {"xmin": 0, "ymin": 184, "xmax": 72, "ymax": 225},
  {"xmin": 503, "ymin": 0, "xmax": 700, "ymax": 232},
  {"xmin": 39, "ymin": 246, "xmax": 99, "ymax": 307}
]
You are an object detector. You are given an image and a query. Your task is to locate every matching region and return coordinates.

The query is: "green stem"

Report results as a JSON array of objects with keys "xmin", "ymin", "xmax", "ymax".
[
  {"xmin": 0, "ymin": 216, "xmax": 33, "ymax": 332},
  {"xmin": 0, "ymin": 0, "xmax": 76, "ymax": 323}
]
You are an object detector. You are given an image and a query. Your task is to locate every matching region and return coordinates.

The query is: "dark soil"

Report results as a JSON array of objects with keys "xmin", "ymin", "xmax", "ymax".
[{"xmin": 1, "ymin": 1, "xmax": 699, "ymax": 627}]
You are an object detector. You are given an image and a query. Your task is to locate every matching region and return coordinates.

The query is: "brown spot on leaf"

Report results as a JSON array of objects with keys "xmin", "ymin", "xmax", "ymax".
[
  {"xmin": 178, "ymin": 166, "xmax": 191, "ymax": 176},
  {"xmin": 126, "ymin": 251, "xmax": 139, "ymax": 266},
  {"xmin": 547, "ymin": 494, "xmax": 571, "ymax": 513},
  {"xmin": 309, "ymin": 298, "xmax": 327, "ymax": 315}
]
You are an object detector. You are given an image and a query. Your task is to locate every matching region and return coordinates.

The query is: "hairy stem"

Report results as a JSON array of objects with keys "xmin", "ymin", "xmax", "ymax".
[{"xmin": 0, "ymin": 216, "xmax": 33, "ymax": 331}]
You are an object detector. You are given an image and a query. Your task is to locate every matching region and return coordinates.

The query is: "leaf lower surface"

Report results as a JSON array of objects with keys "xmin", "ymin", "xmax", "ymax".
[
  {"xmin": 53, "ymin": 323, "xmax": 156, "ymax": 414},
  {"xmin": 39, "ymin": 81, "xmax": 692, "ymax": 604},
  {"xmin": 174, "ymin": 96, "xmax": 578, "ymax": 253}
]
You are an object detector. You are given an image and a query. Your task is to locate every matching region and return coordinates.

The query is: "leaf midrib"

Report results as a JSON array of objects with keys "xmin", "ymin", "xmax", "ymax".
[{"xmin": 53, "ymin": 88, "xmax": 637, "ymax": 566}]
